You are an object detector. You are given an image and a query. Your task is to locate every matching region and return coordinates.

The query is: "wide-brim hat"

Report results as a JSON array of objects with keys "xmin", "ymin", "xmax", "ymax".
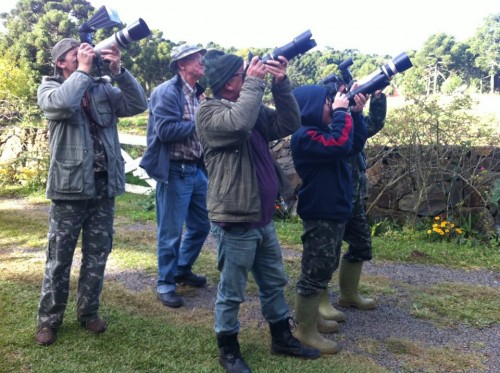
[{"xmin": 169, "ymin": 44, "xmax": 207, "ymax": 72}]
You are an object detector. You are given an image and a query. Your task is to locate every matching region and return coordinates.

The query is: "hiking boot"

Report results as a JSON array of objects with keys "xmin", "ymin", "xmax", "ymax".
[
  {"xmin": 82, "ymin": 317, "xmax": 107, "ymax": 334},
  {"xmin": 217, "ymin": 333, "xmax": 252, "ymax": 373},
  {"xmin": 269, "ymin": 318, "xmax": 321, "ymax": 359},
  {"xmin": 35, "ymin": 326, "xmax": 57, "ymax": 346},
  {"xmin": 157, "ymin": 291, "xmax": 183, "ymax": 308},
  {"xmin": 174, "ymin": 272, "xmax": 207, "ymax": 287}
]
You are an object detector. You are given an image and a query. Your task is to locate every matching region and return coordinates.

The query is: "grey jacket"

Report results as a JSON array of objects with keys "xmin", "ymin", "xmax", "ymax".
[
  {"xmin": 196, "ymin": 76, "xmax": 300, "ymax": 223},
  {"xmin": 37, "ymin": 69, "xmax": 148, "ymax": 200}
]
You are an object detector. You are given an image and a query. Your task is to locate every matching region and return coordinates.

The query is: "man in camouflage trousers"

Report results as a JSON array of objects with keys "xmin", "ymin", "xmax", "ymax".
[
  {"xmin": 338, "ymin": 91, "xmax": 387, "ymax": 310},
  {"xmin": 35, "ymin": 37, "xmax": 147, "ymax": 346}
]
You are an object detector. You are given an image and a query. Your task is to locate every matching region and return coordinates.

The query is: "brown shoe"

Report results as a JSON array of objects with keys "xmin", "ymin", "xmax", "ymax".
[
  {"xmin": 82, "ymin": 317, "xmax": 107, "ymax": 334},
  {"xmin": 35, "ymin": 326, "xmax": 57, "ymax": 346}
]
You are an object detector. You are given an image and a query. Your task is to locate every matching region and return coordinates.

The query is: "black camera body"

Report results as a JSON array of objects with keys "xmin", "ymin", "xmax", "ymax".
[
  {"xmin": 343, "ymin": 52, "xmax": 413, "ymax": 105},
  {"xmin": 248, "ymin": 30, "xmax": 317, "ymax": 64},
  {"xmin": 318, "ymin": 73, "xmax": 345, "ymax": 100}
]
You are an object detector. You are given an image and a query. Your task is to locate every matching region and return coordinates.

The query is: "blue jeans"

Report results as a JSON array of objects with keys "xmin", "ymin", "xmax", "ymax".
[
  {"xmin": 155, "ymin": 162, "xmax": 210, "ymax": 293},
  {"xmin": 211, "ymin": 222, "xmax": 289, "ymax": 334}
]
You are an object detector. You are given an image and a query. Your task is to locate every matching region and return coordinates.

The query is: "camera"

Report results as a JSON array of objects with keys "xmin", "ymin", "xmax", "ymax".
[
  {"xmin": 318, "ymin": 73, "xmax": 345, "ymax": 100},
  {"xmin": 344, "ymin": 52, "xmax": 413, "ymax": 105},
  {"xmin": 338, "ymin": 57, "xmax": 354, "ymax": 89},
  {"xmin": 79, "ymin": 6, "xmax": 151, "ymax": 60},
  {"xmin": 248, "ymin": 29, "xmax": 317, "ymax": 64}
]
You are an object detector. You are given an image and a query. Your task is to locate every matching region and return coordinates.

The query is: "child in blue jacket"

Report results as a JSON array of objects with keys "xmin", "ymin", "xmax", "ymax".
[{"xmin": 291, "ymin": 84, "xmax": 367, "ymax": 354}]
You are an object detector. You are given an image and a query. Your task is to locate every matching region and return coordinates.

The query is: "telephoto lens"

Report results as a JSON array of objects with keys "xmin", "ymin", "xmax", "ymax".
[
  {"xmin": 260, "ymin": 30, "xmax": 317, "ymax": 63},
  {"xmin": 345, "ymin": 52, "xmax": 413, "ymax": 105}
]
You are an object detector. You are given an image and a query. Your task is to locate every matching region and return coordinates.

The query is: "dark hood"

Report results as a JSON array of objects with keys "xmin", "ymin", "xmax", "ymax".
[{"xmin": 292, "ymin": 85, "xmax": 328, "ymax": 128}]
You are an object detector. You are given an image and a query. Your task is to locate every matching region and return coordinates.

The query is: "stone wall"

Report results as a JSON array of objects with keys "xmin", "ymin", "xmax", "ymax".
[
  {"xmin": 271, "ymin": 137, "xmax": 500, "ymax": 235},
  {"xmin": 0, "ymin": 126, "xmax": 49, "ymax": 166},
  {"xmin": 2, "ymin": 126, "xmax": 499, "ymax": 235}
]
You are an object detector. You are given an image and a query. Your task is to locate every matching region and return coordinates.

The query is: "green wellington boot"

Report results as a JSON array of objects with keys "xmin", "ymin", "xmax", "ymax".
[
  {"xmin": 318, "ymin": 288, "xmax": 346, "ymax": 322},
  {"xmin": 317, "ymin": 314, "xmax": 339, "ymax": 333},
  {"xmin": 337, "ymin": 259, "xmax": 376, "ymax": 310},
  {"xmin": 295, "ymin": 293, "xmax": 339, "ymax": 354}
]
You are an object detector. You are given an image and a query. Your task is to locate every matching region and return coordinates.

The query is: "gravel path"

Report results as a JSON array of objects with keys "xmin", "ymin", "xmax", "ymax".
[{"xmin": 106, "ymin": 236, "xmax": 500, "ymax": 373}]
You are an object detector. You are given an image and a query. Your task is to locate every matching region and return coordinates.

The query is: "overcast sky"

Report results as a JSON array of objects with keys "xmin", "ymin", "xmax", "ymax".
[{"xmin": 1, "ymin": 0, "xmax": 498, "ymax": 57}]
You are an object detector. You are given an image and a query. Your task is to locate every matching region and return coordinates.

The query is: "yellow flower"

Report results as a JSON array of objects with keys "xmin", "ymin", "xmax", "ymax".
[
  {"xmin": 445, "ymin": 229, "xmax": 450, "ymax": 233},
  {"xmin": 450, "ymin": 223, "xmax": 455, "ymax": 228},
  {"xmin": 427, "ymin": 230, "xmax": 432, "ymax": 234},
  {"xmin": 441, "ymin": 221, "xmax": 447, "ymax": 227},
  {"xmin": 438, "ymin": 230, "xmax": 444, "ymax": 235},
  {"xmin": 456, "ymin": 229, "xmax": 463, "ymax": 234},
  {"xmin": 433, "ymin": 223, "xmax": 438, "ymax": 228},
  {"xmin": 434, "ymin": 216, "xmax": 440, "ymax": 221}
]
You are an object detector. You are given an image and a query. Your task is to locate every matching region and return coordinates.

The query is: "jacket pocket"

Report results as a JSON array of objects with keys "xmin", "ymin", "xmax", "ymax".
[
  {"xmin": 52, "ymin": 160, "xmax": 84, "ymax": 193},
  {"xmin": 89, "ymin": 87, "xmax": 117, "ymax": 128}
]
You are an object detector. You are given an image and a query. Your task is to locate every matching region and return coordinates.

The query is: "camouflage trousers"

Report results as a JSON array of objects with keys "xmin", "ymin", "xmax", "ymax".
[
  {"xmin": 296, "ymin": 219, "xmax": 345, "ymax": 296},
  {"xmin": 37, "ymin": 177, "xmax": 114, "ymax": 328},
  {"xmin": 343, "ymin": 198, "xmax": 373, "ymax": 263}
]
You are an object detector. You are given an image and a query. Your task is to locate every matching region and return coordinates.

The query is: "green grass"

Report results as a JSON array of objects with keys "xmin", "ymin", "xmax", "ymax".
[
  {"xmin": 371, "ymin": 233, "xmax": 500, "ymax": 271},
  {"xmin": 410, "ymin": 282, "xmax": 500, "ymax": 327},
  {"xmin": 384, "ymin": 338, "xmax": 486, "ymax": 372},
  {"xmin": 0, "ymin": 280, "xmax": 388, "ymax": 373},
  {"xmin": 118, "ymin": 112, "xmax": 149, "ymax": 136},
  {"xmin": 1, "ymin": 192, "xmax": 499, "ymax": 372}
]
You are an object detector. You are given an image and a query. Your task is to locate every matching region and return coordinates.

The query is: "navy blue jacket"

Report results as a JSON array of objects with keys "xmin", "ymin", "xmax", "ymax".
[
  {"xmin": 291, "ymin": 85, "xmax": 367, "ymax": 222},
  {"xmin": 140, "ymin": 74, "xmax": 205, "ymax": 183}
]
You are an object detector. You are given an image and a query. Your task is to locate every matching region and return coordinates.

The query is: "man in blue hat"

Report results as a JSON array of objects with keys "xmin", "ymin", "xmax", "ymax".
[{"xmin": 140, "ymin": 44, "xmax": 210, "ymax": 308}]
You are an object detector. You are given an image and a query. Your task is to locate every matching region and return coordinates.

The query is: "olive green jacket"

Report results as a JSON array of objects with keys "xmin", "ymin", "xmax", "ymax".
[{"xmin": 196, "ymin": 76, "xmax": 300, "ymax": 223}]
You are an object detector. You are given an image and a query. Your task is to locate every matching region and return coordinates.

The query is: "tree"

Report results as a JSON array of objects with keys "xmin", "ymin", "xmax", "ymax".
[
  {"xmin": 0, "ymin": 52, "xmax": 40, "ymax": 123},
  {"xmin": 415, "ymin": 33, "xmax": 457, "ymax": 94},
  {"xmin": 122, "ymin": 29, "xmax": 174, "ymax": 96},
  {"xmin": 0, "ymin": 0, "xmax": 95, "ymax": 103},
  {"xmin": 468, "ymin": 13, "xmax": 500, "ymax": 94}
]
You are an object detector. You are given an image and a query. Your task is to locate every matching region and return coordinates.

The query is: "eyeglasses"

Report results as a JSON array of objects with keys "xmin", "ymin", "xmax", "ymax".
[{"xmin": 232, "ymin": 72, "xmax": 245, "ymax": 81}]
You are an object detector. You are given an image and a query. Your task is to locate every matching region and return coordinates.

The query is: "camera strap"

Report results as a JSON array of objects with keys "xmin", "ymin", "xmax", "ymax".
[
  {"xmin": 81, "ymin": 91, "xmax": 108, "ymax": 171},
  {"xmin": 81, "ymin": 91, "xmax": 97, "ymax": 123}
]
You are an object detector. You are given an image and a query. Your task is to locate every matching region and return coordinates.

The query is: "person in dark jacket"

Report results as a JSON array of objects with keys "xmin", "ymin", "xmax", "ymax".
[
  {"xmin": 196, "ymin": 50, "xmax": 320, "ymax": 373},
  {"xmin": 35, "ymin": 37, "xmax": 148, "ymax": 346},
  {"xmin": 337, "ymin": 89, "xmax": 387, "ymax": 310},
  {"xmin": 140, "ymin": 44, "xmax": 210, "ymax": 309},
  {"xmin": 316, "ymin": 76, "xmax": 387, "ymax": 322},
  {"xmin": 291, "ymin": 84, "xmax": 367, "ymax": 354}
]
